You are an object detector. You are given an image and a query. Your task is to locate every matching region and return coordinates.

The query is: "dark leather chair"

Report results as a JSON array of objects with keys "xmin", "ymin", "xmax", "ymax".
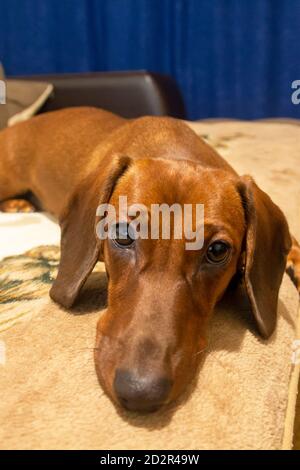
[{"xmin": 16, "ymin": 71, "xmax": 186, "ymax": 119}]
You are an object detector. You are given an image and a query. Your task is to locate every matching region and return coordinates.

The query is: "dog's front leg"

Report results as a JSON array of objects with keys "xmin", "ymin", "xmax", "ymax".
[{"xmin": 286, "ymin": 235, "xmax": 300, "ymax": 292}]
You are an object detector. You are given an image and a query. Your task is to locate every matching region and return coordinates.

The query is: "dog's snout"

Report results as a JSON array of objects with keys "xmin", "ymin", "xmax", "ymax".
[{"xmin": 114, "ymin": 369, "xmax": 172, "ymax": 412}]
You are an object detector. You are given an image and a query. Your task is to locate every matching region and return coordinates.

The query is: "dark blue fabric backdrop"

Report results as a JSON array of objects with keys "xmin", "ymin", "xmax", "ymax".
[{"xmin": 0, "ymin": 0, "xmax": 300, "ymax": 120}]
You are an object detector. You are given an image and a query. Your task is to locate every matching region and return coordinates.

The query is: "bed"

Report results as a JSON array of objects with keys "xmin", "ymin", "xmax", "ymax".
[{"xmin": 0, "ymin": 119, "xmax": 299, "ymax": 449}]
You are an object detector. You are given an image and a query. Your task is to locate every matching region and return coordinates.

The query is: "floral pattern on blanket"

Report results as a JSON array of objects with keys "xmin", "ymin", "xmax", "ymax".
[
  {"xmin": 0, "ymin": 245, "xmax": 107, "ymax": 332},
  {"xmin": 0, "ymin": 246, "xmax": 59, "ymax": 303},
  {"xmin": 0, "ymin": 246, "xmax": 59, "ymax": 332}
]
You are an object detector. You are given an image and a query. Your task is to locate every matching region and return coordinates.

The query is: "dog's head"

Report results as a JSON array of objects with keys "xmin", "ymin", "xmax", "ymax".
[{"xmin": 50, "ymin": 154, "xmax": 291, "ymax": 412}]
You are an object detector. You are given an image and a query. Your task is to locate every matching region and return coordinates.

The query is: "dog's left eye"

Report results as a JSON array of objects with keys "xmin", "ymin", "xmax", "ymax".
[
  {"xmin": 113, "ymin": 223, "xmax": 135, "ymax": 248},
  {"xmin": 206, "ymin": 240, "xmax": 231, "ymax": 264}
]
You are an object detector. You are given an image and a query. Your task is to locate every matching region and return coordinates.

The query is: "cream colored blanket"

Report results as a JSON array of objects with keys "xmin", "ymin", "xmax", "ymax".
[{"xmin": 0, "ymin": 120, "xmax": 299, "ymax": 450}]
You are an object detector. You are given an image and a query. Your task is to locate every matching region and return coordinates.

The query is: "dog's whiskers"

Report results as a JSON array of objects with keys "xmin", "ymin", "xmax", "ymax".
[
  {"xmin": 193, "ymin": 338, "xmax": 211, "ymax": 358},
  {"xmin": 193, "ymin": 347, "xmax": 208, "ymax": 357}
]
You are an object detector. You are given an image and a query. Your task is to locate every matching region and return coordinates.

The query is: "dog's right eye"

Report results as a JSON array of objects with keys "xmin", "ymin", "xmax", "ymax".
[
  {"xmin": 206, "ymin": 240, "xmax": 231, "ymax": 264},
  {"xmin": 112, "ymin": 223, "xmax": 135, "ymax": 248}
]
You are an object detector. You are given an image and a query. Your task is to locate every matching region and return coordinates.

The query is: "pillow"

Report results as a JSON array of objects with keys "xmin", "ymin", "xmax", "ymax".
[
  {"xmin": 0, "ymin": 62, "xmax": 53, "ymax": 129},
  {"xmin": 6, "ymin": 79, "xmax": 53, "ymax": 127}
]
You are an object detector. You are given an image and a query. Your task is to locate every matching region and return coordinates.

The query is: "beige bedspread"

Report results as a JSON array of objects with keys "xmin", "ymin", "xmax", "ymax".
[{"xmin": 0, "ymin": 120, "xmax": 299, "ymax": 449}]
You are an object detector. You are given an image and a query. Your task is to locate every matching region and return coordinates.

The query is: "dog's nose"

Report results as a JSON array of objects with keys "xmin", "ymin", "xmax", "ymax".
[{"xmin": 114, "ymin": 369, "xmax": 172, "ymax": 412}]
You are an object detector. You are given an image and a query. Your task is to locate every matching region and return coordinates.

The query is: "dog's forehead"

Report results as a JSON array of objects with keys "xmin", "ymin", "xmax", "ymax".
[{"xmin": 111, "ymin": 159, "xmax": 244, "ymax": 225}]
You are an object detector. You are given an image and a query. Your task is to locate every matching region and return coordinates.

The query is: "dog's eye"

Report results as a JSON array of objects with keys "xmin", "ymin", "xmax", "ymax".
[
  {"xmin": 206, "ymin": 241, "xmax": 231, "ymax": 264},
  {"xmin": 113, "ymin": 223, "xmax": 135, "ymax": 248}
]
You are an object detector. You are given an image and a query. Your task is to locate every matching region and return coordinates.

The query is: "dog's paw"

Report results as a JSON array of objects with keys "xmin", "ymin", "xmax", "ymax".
[
  {"xmin": 286, "ymin": 238, "xmax": 300, "ymax": 293},
  {"xmin": 0, "ymin": 199, "xmax": 36, "ymax": 213}
]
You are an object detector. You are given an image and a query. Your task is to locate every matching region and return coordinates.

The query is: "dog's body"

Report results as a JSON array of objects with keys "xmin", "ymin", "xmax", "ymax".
[
  {"xmin": 0, "ymin": 107, "xmax": 125, "ymax": 216},
  {"xmin": 0, "ymin": 107, "xmax": 231, "ymax": 216},
  {"xmin": 0, "ymin": 107, "xmax": 299, "ymax": 412}
]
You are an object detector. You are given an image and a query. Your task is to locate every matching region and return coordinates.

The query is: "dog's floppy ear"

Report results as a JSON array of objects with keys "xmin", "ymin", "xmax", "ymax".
[
  {"xmin": 50, "ymin": 155, "xmax": 131, "ymax": 308},
  {"xmin": 237, "ymin": 176, "xmax": 291, "ymax": 338}
]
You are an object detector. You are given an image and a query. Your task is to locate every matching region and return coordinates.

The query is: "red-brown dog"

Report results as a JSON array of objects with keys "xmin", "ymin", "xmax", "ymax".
[{"xmin": 0, "ymin": 107, "xmax": 299, "ymax": 413}]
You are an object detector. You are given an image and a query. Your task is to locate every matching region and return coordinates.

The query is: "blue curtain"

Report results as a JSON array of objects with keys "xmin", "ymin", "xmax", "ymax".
[{"xmin": 0, "ymin": 0, "xmax": 300, "ymax": 120}]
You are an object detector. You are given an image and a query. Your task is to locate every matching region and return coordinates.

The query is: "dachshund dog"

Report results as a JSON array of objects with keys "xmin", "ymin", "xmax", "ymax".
[{"xmin": 0, "ymin": 107, "xmax": 299, "ymax": 413}]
